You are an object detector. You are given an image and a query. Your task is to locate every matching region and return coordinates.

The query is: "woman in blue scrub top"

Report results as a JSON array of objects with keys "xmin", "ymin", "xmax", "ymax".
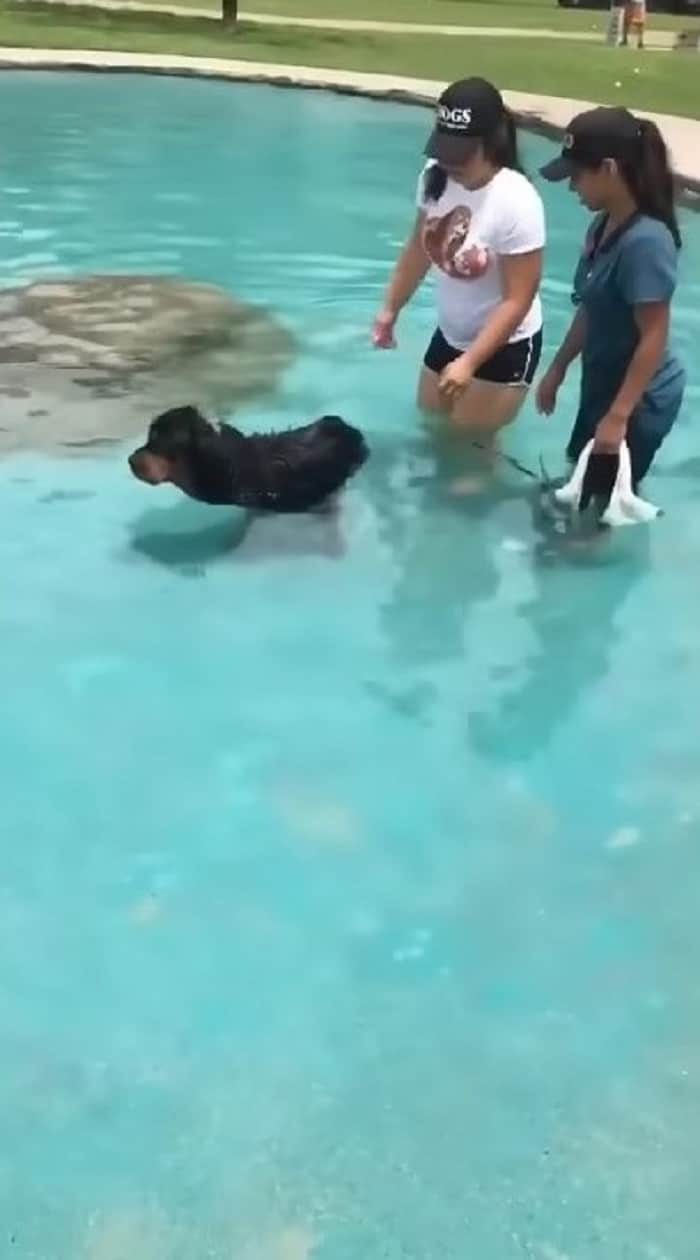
[{"xmin": 536, "ymin": 107, "xmax": 685, "ymax": 487}]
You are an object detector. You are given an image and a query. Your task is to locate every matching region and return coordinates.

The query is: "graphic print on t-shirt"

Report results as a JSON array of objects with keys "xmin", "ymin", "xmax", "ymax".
[
  {"xmin": 423, "ymin": 206, "xmax": 491, "ymax": 281},
  {"xmin": 415, "ymin": 164, "xmax": 545, "ymax": 349}
]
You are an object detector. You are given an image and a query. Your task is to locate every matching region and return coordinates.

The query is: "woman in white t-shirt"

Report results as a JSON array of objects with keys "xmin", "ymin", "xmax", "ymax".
[{"xmin": 373, "ymin": 78, "xmax": 546, "ymax": 433}]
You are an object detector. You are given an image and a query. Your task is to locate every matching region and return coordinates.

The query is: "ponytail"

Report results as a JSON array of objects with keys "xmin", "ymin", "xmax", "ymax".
[
  {"xmin": 484, "ymin": 108, "xmax": 524, "ymax": 174},
  {"xmin": 422, "ymin": 107, "xmax": 524, "ymax": 202},
  {"xmin": 423, "ymin": 163, "xmax": 448, "ymax": 202},
  {"xmin": 619, "ymin": 119, "xmax": 681, "ymax": 248}
]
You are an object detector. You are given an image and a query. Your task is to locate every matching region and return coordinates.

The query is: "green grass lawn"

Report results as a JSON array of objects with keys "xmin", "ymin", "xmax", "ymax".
[
  {"xmin": 149, "ymin": 0, "xmax": 695, "ymax": 35},
  {"xmin": 1, "ymin": 2, "xmax": 699, "ymax": 118}
]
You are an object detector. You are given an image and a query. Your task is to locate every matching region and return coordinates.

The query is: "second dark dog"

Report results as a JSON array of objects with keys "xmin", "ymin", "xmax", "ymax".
[{"xmin": 129, "ymin": 406, "xmax": 368, "ymax": 512}]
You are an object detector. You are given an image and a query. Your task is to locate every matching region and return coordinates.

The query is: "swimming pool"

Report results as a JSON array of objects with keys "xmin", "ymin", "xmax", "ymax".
[{"xmin": 1, "ymin": 71, "xmax": 699, "ymax": 1258}]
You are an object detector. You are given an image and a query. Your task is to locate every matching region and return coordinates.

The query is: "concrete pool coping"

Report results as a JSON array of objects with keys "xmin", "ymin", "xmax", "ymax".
[{"xmin": 1, "ymin": 46, "xmax": 699, "ymax": 204}]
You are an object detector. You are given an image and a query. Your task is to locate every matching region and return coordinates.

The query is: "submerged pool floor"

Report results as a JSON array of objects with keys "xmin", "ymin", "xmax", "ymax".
[{"xmin": 0, "ymin": 72, "xmax": 699, "ymax": 1259}]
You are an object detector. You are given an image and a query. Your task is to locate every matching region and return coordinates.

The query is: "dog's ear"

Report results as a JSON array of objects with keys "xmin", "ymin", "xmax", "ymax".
[
  {"xmin": 184, "ymin": 407, "xmax": 216, "ymax": 440},
  {"xmin": 148, "ymin": 405, "xmax": 210, "ymax": 454},
  {"xmin": 169, "ymin": 406, "xmax": 215, "ymax": 451},
  {"xmin": 189, "ymin": 421, "xmax": 222, "ymax": 462},
  {"xmin": 185, "ymin": 412, "xmax": 248, "ymax": 502},
  {"xmin": 189, "ymin": 414, "xmax": 245, "ymax": 454}
]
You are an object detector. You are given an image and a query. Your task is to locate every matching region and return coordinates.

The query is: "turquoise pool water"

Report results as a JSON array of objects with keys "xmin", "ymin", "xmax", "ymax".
[{"xmin": 1, "ymin": 72, "xmax": 699, "ymax": 1259}]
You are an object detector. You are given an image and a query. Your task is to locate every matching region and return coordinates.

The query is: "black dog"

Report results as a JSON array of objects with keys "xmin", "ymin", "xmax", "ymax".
[{"xmin": 129, "ymin": 406, "xmax": 368, "ymax": 512}]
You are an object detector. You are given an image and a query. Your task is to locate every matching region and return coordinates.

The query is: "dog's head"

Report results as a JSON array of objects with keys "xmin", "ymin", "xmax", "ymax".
[{"xmin": 128, "ymin": 406, "xmax": 217, "ymax": 486}]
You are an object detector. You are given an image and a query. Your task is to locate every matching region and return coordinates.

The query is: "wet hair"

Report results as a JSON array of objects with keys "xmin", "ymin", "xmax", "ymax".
[
  {"xmin": 617, "ymin": 119, "xmax": 681, "ymax": 249},
  {"xmin": 423, "ymin": 108, "xmax": 524, "ymax": 202}
]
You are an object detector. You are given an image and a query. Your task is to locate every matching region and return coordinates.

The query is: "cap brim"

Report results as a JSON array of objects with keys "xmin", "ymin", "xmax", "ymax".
[
  {"xmin": 424, "ymin": 130, "xmax": 478, "ymax": 166},
  {"xmin": 539, "ymin": 155, "xmax": 575, "ymax": 182}
]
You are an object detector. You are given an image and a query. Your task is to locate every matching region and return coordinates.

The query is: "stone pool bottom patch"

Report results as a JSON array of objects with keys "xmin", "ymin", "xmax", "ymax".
[{"xmin": 0, "ymin": 275, "xmax": 294, "ymax": 454}]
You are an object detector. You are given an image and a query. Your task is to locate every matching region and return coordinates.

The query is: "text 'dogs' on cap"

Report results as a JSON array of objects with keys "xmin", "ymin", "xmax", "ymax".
[{"xmin": 425, "ymin": 78, "xmax": 507, "ymax": 165}]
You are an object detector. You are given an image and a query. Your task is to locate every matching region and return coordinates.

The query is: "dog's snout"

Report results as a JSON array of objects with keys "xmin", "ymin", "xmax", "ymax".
[
  {"xmin": 128, "ymin": 447, "xmax": 172, "ymax": 487},
  {"xmin": 128, "ymin": 449, "xmax": 146, "ymax": 479}
]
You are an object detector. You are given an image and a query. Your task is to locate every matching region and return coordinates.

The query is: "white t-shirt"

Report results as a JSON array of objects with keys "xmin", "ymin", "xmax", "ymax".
[{"xmin": 416, "ymin": 163, "xmax": 545, "ymax": 350}]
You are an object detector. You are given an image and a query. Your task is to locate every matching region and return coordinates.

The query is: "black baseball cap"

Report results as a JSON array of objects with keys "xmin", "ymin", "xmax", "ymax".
[
  {"xmin": 540, "ymin": 106, "xmax": 643, "ymax": 181},
  {"xmin": 425, "ymin": 78, "xmax": 507, "ymax": 165}
]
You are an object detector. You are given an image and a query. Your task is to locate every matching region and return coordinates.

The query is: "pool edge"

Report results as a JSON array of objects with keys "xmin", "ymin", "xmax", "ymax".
[{"xmin": 1, "ymin": 48, "xmax": 698, "ymax": 207}]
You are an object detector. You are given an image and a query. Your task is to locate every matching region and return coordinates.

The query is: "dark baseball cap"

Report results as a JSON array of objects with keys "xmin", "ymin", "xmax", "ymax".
[
  {"xmin": 540, "ymin": 106, "xmax": 643, "ymax": 181},
  {"xmin": 425, "ymin": 78, "xmax": 507, "ymax": 165}
]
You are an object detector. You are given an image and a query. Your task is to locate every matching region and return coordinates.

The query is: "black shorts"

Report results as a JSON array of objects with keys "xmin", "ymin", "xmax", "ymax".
[{"xmin": 424, "ymin": 327, "xmax": 542, "ymax": 386}]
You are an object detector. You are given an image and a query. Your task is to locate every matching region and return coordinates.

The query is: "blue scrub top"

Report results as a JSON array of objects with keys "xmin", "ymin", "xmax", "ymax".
[{"xmin": 571, "ymin": 212, "xmax": 685, "ymax": 440}]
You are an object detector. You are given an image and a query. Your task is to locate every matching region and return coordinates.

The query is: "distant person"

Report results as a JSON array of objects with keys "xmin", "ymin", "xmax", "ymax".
[
  {"xmin": 622, "ymin": 0, "xmax": 646, "ymax": 48},
  {"xmin": 605, "ymin": 1, "xmax": 626, "ymax": 47},
  {"xmin": 372, "ymin": 78, "xmax": 545, "ymax": 436},
  {"xmin": 536, "ymin": 108, "xmax": 685, "ymax": 490}
]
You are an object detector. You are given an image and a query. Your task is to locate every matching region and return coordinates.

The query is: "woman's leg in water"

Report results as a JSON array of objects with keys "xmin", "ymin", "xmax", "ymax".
[
  {"xmin": 418, "ymin": 325, "xmax": 540, "ymax": 432},
  {"xmin": 417, "ymin": 370, "xmax": 528, "ymax": 435},
  {"xmin": 448, "ymin": 379, "xmax": 529, "ymax": 433},
  {"xmin": 416, "ymin": 369, "xmax": 508, "ymax": 497},
  {"xmin": 416, "ymin": 343, "xmax": 534, "ymax": 492},
  {"xmin": 417, "ymin": 369, "xmax": 530, "ymax": 434},
  {"xmin": 417, "ymin": 364, "xmax": 447, "ymax": 414}
]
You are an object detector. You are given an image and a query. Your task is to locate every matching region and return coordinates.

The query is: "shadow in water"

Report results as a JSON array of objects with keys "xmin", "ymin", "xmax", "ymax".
[
  {"xmin": 468, "ymin": 498, "xmax": 651, "ymax": 764},
  {"xmin": 362, "ymin": 420, "xmax": 651, "ymax": 755},
  {"xmin": 381, "ymin": 427, "xmax": 526, "ymax": 633},
  {"xmin": 128, "ymin": 496, "xmax": 347, "ymax": 574},
  {"xmin": 361, "ymin": 425, "xmax": 527, "ymax": 724},
  {"xmin": 130, "ymin": 501, "xmax": 252, "ymax": 572}
]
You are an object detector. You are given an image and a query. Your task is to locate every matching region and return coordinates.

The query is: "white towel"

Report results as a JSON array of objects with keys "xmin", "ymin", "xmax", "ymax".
[{"xmin": 554, "ymin": 440, "xmax": 661, "ymax": 526}]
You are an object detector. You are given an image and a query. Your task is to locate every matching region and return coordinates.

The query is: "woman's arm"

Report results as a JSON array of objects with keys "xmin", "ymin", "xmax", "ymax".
[
  {"xmin": 594, "ymin": 302, "xmax": 669, "ymax": 451},
  {"xmin": 437, "ymin": 249, "xmax": 541, "ymax": 399},
  {"xmin": 461, "ymin": 249, "xmax": 542, "ymax": 372},
  {"xmin": 382, "ymin": 211, "xmax": 431, "ymax": 313},
  {"xmin": 373, "ymin": 212, "xmax": 430, "ymax": 347},
  {"xmin": 550, "ymin": 307, "xmax": 589, "ymax": 374},
  {"xmin": 595, "ymin": 222, "xmax": 678, "ymax": 450},
  {"xmin": 535, "ymin": 307, "xmax": 588, "ymax": 416}
]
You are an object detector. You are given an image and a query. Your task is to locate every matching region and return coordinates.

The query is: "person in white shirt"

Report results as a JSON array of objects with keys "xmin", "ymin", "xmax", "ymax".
[{"xmin": 373, "ymin": 78, "xmax": 546, "ymax": 434}]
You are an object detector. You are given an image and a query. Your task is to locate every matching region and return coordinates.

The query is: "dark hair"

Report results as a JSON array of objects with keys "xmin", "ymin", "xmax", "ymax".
[
  {"xmin": 618, "ymin": 119, "xmax": 681, "ymax": 248},
  {"xmin": 424, "ymin": 164, "xmax": 449, "ymax": 201},
  {"xmin": 423, "ymin": 107, "xmax": 524, "ymax": 202},
  {"xmin": 485, "ymin": 109, "xmax": 523, "ymax": 173}
]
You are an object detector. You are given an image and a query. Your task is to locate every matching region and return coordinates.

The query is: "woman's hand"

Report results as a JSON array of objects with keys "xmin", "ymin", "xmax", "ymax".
[
  {"xmin": 372, "ymin": 308, "xmax": 398, "ymax": 349},
  {"xmin": 535, "ymin": 363, "xmax": 565, "ymax": 416},
  {"xmin": 594, "ymin": 409, "xmax": 628, "ymax": 454},
  {"xmin": 438, "ymin": 353, "xmax": 474, "ymax": 402}
]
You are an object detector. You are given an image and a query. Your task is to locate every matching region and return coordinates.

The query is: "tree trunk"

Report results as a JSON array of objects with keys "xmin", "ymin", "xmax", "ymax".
[{"xmin": 222, "ymin": 0, "xmax": 238, "ymax": 26}]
